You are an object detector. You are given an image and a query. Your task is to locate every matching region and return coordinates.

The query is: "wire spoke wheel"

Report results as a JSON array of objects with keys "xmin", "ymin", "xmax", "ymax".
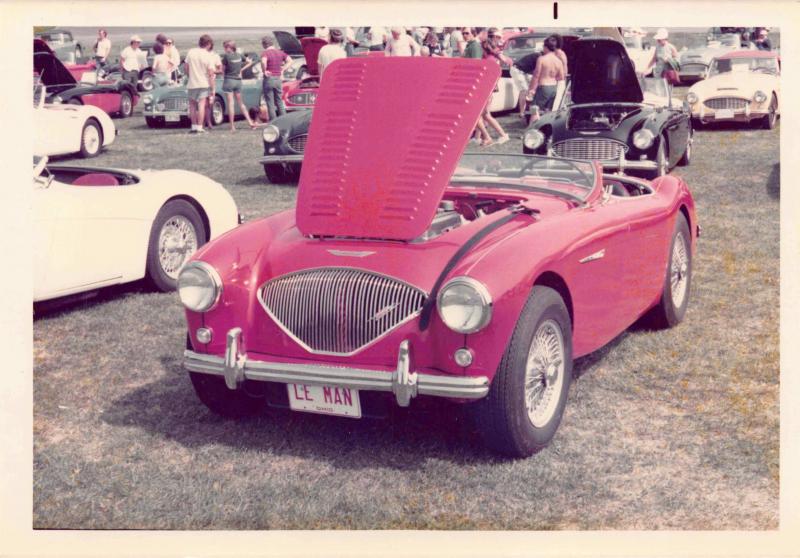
[
  {"xmin": 158, "ymin": 215, "xmax": 198, "ymax": 279},
  {"xmin": 524, "ymin": 319, "xmax": 566, "ymax": 427},
  {"xmin": 670, "ymin": 231, "xmax": 689, "ymax": 309},
  {"xmin": 82, "ymin": 124, "xmax": 100, "ymax": 155}
]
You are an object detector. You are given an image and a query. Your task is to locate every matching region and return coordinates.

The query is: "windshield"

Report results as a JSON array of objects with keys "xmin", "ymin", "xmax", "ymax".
[
  {"xmin": 39, "ymin": 33, "xmax": 67, "ymax": 43},
  {"xmin": 453, "ymin": 153, "xmax": 596, "ymax": 201},
  {"xmin": 709, "ymin": 56, "xmax": 778, "ymax": 76},
  {"xmin": 506, "ymin": 35, "xmax": 547, "ymax": 51},
  {"xmin": 639, "ymin": 76, "xmax": 668, "ymax": 98}
]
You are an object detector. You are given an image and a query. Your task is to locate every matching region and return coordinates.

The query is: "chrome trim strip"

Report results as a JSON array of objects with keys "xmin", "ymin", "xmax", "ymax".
[
  {"xmin": 258, "ymin": 154, "xmax": 305, "ymax": 164},
  {"xmin": 579, "ymin": 249, "xmax": 606, "ymax": 264},
  {"xmin": 183, "ymin": 332, "xmax": 489, "ymax": 406}
]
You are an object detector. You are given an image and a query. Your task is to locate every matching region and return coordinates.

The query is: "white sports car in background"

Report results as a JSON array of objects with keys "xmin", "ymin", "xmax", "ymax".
[
  {"xmin": 33, "ymin": 85, "xmax": 116, "ymax": 158},
  {"xmin": 33, "ymin": 156, "xmax": 240, "ymax": 302}
]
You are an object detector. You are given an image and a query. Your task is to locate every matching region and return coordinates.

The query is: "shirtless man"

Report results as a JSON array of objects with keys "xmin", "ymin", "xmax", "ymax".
[{"xmin": 526, "ymin": 36, "xmax": 565, "ymax": 122}]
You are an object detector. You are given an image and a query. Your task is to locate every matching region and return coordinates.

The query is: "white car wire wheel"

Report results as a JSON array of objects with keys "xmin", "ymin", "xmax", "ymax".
[
  {"xmin": 79, "ymin": 119, "xmax": 103, "ymax": 158},
  {"xmin": 145, "ymin": 200, "xmax": 207, "ymax": 292},
  {"xmin": 472, "ymin": 286, "xmax": 573, "ymax": 458},
  {"xmin": 645, "ymin": 213, "xmax": 692, "ymax": 328},
  {"xmin": 211, "ymin": 96, "xmax": 225, "ymax": 126}
]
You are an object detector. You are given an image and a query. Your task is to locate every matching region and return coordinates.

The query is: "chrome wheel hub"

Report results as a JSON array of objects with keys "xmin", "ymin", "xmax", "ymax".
[
  {"xmin": 524, "ymin": 319, "xmax": 565, "ymax": 427},
  {"xmin": 121, "ymin": 95, "xmax": 131, "ymax": 114},
  {"xmin": 83, "ymin": 125, "xmax": 100, "ymax": 153},
  {"xmin": 158, "ymin": 216, "xmax": 198, "ymax": 279},
  {"xmin": 670, "ymin": 231, "xmax": 689, "ymax": 307}
]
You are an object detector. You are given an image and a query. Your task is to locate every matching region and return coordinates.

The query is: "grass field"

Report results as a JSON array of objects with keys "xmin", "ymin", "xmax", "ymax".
[{"xmin": 33, "ymin": 77, "xmax": 779, "ymax": 528}]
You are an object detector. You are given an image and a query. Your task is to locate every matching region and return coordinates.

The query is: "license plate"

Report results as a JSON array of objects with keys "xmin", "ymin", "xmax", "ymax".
[
  {"xmin": 287, "ymin": 384, "xmax": 361, "ymax": 418},
  {"xmin": 165, "ymin": 114, "xmax": 181, "ymax": 122},
  {"xmin": 715, "ymin": 109, "xmax": 735, "ymax": 119}
]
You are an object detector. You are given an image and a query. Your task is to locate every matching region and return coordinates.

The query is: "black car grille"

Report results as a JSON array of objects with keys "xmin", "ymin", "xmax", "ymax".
[
  {"xmin": 704, "ymin": 97, "xmax": 748, "ymax": 110},
  {"xmin": 287, "ymin": 134, "xmax": 308, "ymax": 153},
  {"xmin": 553, "ymin": 139, "xmax": 627, "ymax": 161},
  {"xmin": 163, "ymin": 97, "xmax": 188, "ymax": 111},
  {"xmin": 258, "ymin": 268, "xmax": 426, "ymax": 356}
]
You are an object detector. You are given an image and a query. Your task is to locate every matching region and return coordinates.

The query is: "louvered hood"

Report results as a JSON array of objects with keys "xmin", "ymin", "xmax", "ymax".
[{"xmin": 295, "ymin": 57, "xmax": 500, "ymax": 241}]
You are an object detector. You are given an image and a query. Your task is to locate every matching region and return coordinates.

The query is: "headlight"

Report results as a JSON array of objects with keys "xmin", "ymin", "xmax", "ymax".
[
  {"xmin": 177, "ymin": 261, "xmax": 222, "ymax": 313},
  {"xmin": 523, "ymin": 129, "xmax": 545, "ymax": 150},
  {"xmin": 284, "ymin": 67, "xmax": 297, "ymax": 79},
  {"xmin": 437, "ymin": 277, "xmax": 492, "ymax": 334},
  {"xmin": 633, "ymin": 128, "xmax": 655, "ymax": 150},
  {"xmin": 686, "ymin": 92, "xmax": 698, "ymax": 104},
  {"xmin": 142, "ymin": 94, "xmax": 153, "ymax": 104},
  {"xmin": 156, "ymin": 102, "xmax": 165, "ymax": 111},
  {"xmin": 52, "ymin": 96, "xmax": 63, "ymax": 104},
  {"xmin": 754, "ymin": 90, "xmax": 767, "ymax": 103},
  {"xmin": 262, "ymin": 124, "xmax": 280, "ymax": 143}
]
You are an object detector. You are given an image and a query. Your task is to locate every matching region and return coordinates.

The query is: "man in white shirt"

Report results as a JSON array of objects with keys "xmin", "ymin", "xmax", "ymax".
[
  {"xmin": 184, "ymin": 34, "xmax": 216, "ymax": 133},
  {"xmin": 119, "ymin": 35, "xmax": 143, "ymax": 88},
  {"xmin": 385, "ymin": 27, "xmax": 421, "ymax": 57},
  {"xmin": 367, "ymin": 26, "xmax": 387, "ymax": 51},
  {"xmin": 93, "ymin": 29, "xmax": 111, "ymax": 69},
  {"xmin": 317, "ymin": 29, "xmax": 347, "ymax": 78}
]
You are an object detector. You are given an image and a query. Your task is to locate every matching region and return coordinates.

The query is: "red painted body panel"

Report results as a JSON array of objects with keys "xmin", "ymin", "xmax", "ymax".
[
  {"xmin": 295, "ymin": 57, "xmax": 500, "ymax": 241},
  {"xmin": 81, "ymin": 92, "xmax": 122, "ymax": 114},
  {"xmin": 282, "ymin": 77, "xmax": 319, "ymax": 109}
]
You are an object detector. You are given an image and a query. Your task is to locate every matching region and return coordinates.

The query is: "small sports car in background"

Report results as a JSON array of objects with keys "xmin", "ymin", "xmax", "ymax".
[
  {"xmin": 34, "ymin": 39, "xmax": 138, "ymax": 118},
  {"xmin": 34, "ymin": 28, "xmax": 83, "ymax": 62},
  {"xmin": 260, "ymin": 109, "xmax": 311, "ymax": 183},
  {"xmin": 179, "ymin": 56, "xmax": 697, "ymax": 457},
  {"xmin": 678, "ymin": 33, "xmax": 753, "ymax": 83},
  {"xmin": 33, "ymin": 156, "xmax": 239, "ymax": 303},
  {"xmin": 523, "ymin": 38, "xmax": 692, "ymax": 178},
  {"xmin": 141, "ymin": 54, "xmax": 262, "ymax": 128},
  {"xmin": 281, "ymin": 37, "xmax": 326, "ymax": 111},
  {"xmin": 685, "ymin": 50, "xmax": 780, "ymax": 129},
  {"xmin": 33, "ymin": 84, "xmax": 116, "ymax": 159}
]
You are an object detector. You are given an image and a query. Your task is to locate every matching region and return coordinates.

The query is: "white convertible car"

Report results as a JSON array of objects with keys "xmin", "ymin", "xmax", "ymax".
[
  {"xmin": 33, "ymin": 156, "xmax": 240, "ymax": 302},
  {"xmin": 33, "ymin": 85, "xmax": 116, "ymax": 158}
]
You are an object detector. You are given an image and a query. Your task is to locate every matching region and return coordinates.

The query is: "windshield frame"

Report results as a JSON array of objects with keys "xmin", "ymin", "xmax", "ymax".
[{"xmin": 709, "ymin": 56, "xmax": 779, "ymax": 77}]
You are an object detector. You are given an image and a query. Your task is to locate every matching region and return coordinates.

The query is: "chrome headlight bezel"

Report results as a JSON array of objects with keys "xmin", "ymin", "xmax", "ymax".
[
  {"xmin": 686, "ymin": 91, "xmax": 698, "ymax": 105},
  {"xmin": 523, "ymin": 129, "xmax": 545, "ymax": 150},
  {"xmin": 436, "ymin": 277, "xmax": 493, "ymax": 334},
  {"xmin": 633, "ymin": 128, "xmax": 655, "ymax": 150},
  {"xmin": 142, "ymin": 93, "xmax": 153, "ymax": 105},
  {"xmin": 177, "ymin": 261, "xmax": 223, "ymax": 313},
  {"xmin": 262, "ymin": 124, "xmax": 280, "ymax": 143},
  {"xmin": 753, "ymin": 90, "xmax": 767, "ymax": 104}
]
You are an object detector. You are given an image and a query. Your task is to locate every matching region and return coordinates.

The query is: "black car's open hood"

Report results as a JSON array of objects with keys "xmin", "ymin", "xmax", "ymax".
[
  {"xmin": 273, "ymin": 30, "xmax": 303, "ymax": 56},
  {"xmin": 33, "ymin": 39, "xmax": 77, "ymax": 86},
  {"xmin": 569, "ymin": 37, "xmax": 643, "ymax": 104}
]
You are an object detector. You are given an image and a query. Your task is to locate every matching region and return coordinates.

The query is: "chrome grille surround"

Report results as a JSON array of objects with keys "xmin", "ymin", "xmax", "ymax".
[
  {"xmin": 704, "ymin": 97, "xmax": 748, "ymax": 110},
  {"xmin": 258, "ymin": 267, "xmax": 428, "ymax": 356},
  {"xmin": 163, "ymin": 97, "xmax": 189, "ymax": 111},
  {"xmin": 287, "ymin": 134, "xmax": 308, "ymax": 153},
  {"xmin": 553, "ymin": 138, "xmax": 627, "ymax": 161}
]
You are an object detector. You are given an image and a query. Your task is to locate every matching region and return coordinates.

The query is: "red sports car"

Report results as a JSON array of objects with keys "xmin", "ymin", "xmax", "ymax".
[
  {"xmin": 281, "ymin": 37, "xmax": 326, "ymax": 110},
  {"xmin": 179, "ymin": 57, "xmax": 698, "ymax": 457}
]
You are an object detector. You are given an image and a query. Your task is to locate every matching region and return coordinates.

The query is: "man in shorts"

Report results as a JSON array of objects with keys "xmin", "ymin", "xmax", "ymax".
[
  {"xmin": 526, "ymin": 36, "xmax": 565, "ymax": 122},
  {"xmin": 184, "ymin": 34, "xmax": 216, "ymax": 133}
]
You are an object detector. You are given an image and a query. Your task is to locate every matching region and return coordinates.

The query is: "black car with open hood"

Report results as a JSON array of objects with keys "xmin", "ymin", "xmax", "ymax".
[{"xmin": 522, "ymin": 37, "xmax": 692, "ymax": 178}]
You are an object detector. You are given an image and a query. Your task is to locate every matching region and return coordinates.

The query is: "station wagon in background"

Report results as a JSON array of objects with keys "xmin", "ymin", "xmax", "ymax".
[{"xmin": 179, "ymin": 56, "xmax": 698, "ymax": 457}]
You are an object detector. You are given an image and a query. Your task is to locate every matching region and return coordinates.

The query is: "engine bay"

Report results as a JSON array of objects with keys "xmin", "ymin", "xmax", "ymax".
[
  {"xmin": 412, "ymin": 194, "xmax": 524, "ymax": 243},
  {"xmin": 568, "ymin": 105, "xmax": 641, "ymax": 131}
]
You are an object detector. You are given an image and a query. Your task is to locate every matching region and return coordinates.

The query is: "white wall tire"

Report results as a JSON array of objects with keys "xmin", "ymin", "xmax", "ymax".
[{"xmin": 79, "ymin": 119, "xmax": 103, "ymax": 158}]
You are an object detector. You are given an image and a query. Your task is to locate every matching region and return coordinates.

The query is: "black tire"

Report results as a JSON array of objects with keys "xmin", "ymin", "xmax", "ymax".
[
  {"xmin": 139, "ymin": 71, "xmax": 155, "ymax": 92},
  {"xmin": 189, "ymin": 372, "xmax": 267, "ymax": 418},
  {"xmin": 263, "ymin": 163, "xmax": 299, "ymax": 184},
  {"xmin": 145, "ymin": 116, "xmax": 164, "ymax": 129},
  {"xmin": 692, "ymin": 118, "xmax": 704, "ymax": 130},
  {"xmin": 210, "ymin": 96, "xmax": 225, "ymax": 126},
  {"xmin": 762, "ymin": 93, "xmax": 777, "ymax": 130},
  {"xmin": 79, "ymin": 119, "xmax": 103, "ymax": 158},
  {"xmin": 645, "ymin": 213, "xmax": 692, "ymax": 329},
  {"xmin": 145, "ymin": 200, "xmax": 207, "ymax": 292},
  {"xmin": 471, "ymin": 286, "xmax": 573, "ymax": 457},
  {"xmin": 118, "ymin": 90, "xmax": 134, "ymax": 118},
  {"xmin": 677, "ymin": 130, "xmax": 692, "ymax": 166}
]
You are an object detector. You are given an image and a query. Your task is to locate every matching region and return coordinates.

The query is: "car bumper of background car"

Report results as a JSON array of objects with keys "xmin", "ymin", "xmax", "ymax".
[
  {"xmin": 184, "ymin": 328, "xmax": 490, "ymax": 407},
  {"xmin": 691, "ymin": 103, "xmax": 768, "ymax": 123},
  {"xmin": 258, "ymin": 154, "xmax": 305, "ymax": 164}
]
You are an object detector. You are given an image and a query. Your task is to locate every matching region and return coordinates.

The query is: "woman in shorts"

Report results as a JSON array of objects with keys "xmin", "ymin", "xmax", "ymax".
[{"xmin": 221, "ymin": 40, "xmax": 257, "ymax": 131}]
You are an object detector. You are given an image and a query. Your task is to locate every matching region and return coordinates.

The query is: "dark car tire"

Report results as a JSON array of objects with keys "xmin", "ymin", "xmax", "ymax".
[
  {"xmin": 471, "ymin": 286, "xmax": 573, "ymax": 458},
  {"xmin": 79, "ymin": 119, "xmax": 103, "ymax": 158},
  {"xmin": 645, "ymin": 213, "xmax": 692, "ymax": 329},
  {"xmin": 140, "ymin": 71, "xmax": 155, "ymax": 92},
  {"xmin": 677, "ymin": 130, "xmax": 692, "ymax": 166},
  {"xmin": 210, "ymin": 96, "xmax": 225, "ymax": 126},
  {"xmin": 263, "ymin": 164, "xmax": 299, "ymax": 184},
  {"xmin": 145, "ymin": 116, "xmax": 164, "ymax": 129},
  {"xmin": 145, "ymin": 200, "xmax": 207, "ymax": 292},
  {"xmin": 118, "ymin": 90, "xmax": 134, "ymax": 118},
  {"xmin": 762, "ymin": 93, "xmax": 778, "ymax": 130},
  {"xmin": 189, "ymin": 372, "xmax": 267, "ymax": 418}
]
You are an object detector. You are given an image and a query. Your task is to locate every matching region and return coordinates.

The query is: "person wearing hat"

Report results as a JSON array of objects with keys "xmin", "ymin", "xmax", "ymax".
[
  {"xmin": 317, "ymin": 29, "xmax": 347, "ymax": 78},
  {"xmin": 755, "ymin": 28, "xmax": 772, "ymax": 51},
  {"xmin": 120, "ymin": 35, "xmax": 143, "ymax": 88},
  {"xmin": 385, "ymin": 26, "xmax": 421, "ymax": 56},
  {"xmin": 646, "ymin": 28, "xmax": 679, "ymax": 83}
]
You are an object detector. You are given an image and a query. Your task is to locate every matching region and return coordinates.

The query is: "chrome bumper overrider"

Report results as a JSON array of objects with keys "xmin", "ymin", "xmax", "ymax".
[
  {"xmin": 183, "ymin": 328, "xmax": 490, "ymax": 407},
  {"xmin": 258, "ymin": 154, "xmax": 305, "ymax": 164}
]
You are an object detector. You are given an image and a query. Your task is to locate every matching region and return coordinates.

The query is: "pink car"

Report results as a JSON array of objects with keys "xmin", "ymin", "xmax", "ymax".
[{"xmin": 179, "ymin": 57, "xmax": 698, "ymax": 457}]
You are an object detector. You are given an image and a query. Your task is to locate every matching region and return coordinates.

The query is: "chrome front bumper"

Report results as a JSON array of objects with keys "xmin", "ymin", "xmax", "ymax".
[
  {"xmin": 258, "ymin": 154, "xmax": 305, "ymax": 165},
  {"xmin": 184, "ymin": 328, "xmax": 490, "ymax": 407}
]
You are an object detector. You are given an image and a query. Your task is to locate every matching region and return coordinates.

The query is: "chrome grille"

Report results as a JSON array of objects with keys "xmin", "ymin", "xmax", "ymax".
[
  {"xmin": 287, "ymin": 134, "xmax": 308, "ymax": 153},
  {"xmin": 163, "ymin": 97, "xmax": 188, "ymax": 111},
  {"xmin": 258, "ymin": 268, "xmax": 427, "ymax": 356},
  {"xmin": 553, "ymin": 139, "xmax": 627, "ymax": 161},
  {"xmin": 681, "ymin": 63, "xmax": 707, "ymax": 74},
  {"xmin": 704, "ymin": 97, "xmax": 748, "ymax": 110}
]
